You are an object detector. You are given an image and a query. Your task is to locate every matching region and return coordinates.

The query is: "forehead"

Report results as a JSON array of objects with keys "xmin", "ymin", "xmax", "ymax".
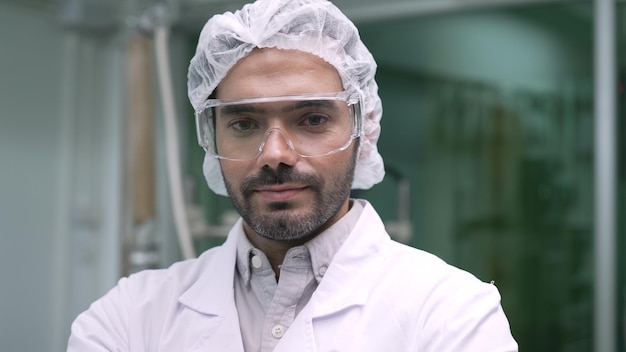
[{"xmin": 216, "ymin": 48, "xmax": 344, "ymax": 100}]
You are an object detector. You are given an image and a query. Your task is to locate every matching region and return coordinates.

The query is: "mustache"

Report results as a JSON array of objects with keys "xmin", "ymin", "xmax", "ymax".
[{"xmin": 240, "ymin": 165, "xmax": 321, "ymax": 195}]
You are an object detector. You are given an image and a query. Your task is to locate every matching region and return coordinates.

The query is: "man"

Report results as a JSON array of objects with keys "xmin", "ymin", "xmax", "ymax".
[{"xmin": 68, "ymin": 0, "xmax": 518, "ymax": 351}]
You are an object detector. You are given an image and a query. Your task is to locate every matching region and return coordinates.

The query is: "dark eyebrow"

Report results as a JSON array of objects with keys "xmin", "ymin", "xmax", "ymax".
[
  {"xmin": 217, "ymin": 104, "xmax": 267, "ymax": 117},
  {"xmin": 217, "ymin": 99, "xmax": 340, "ymax": 117},
  {"xmin": 285, "ymin": 99, "xmax": 340, "ymax": 112}
]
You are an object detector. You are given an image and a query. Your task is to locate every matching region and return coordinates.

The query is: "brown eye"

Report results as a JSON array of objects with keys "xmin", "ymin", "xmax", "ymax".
[
  {"xmin": 301, "ymin": 114, "xmax": 328, "ymax": 127},
  {"xmin": 229, "ymin": 119, "xmax": 257, "ymax": 131}
]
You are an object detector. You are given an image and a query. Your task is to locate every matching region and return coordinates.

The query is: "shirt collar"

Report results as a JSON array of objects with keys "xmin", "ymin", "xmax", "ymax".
[
  {"xmin": 235, "ymin": 199, "xmax": 365, "ymax": 286},
  {"xmin": 304, "ymin": 199, "xmax": 363, "ymax": 283}
]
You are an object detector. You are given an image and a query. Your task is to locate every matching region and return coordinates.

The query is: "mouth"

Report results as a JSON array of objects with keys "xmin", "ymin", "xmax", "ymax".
[{"xmin": 254, "ymin": 184, "xmax": 309, "ymax": 202}]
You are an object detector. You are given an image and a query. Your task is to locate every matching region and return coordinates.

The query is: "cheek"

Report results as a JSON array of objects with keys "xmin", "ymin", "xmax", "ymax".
[
  {"xmin": 314, "ymin": 153, "xmax": 355, "ymax": 181},
  {"xmin": 219, "ymin": 162, "xmax": 247, "ymax": 188}
]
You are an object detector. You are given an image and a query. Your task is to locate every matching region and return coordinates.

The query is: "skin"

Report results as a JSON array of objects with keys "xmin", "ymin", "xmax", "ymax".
[{"xmin": 216, "ymin": 48, "xmax": 358, "ymax": 278}]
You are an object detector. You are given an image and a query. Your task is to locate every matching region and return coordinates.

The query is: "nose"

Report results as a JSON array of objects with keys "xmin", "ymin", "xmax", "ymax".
[{"xmin": 255, "ymin": 128, "xmax": 299, "ymax": 169}]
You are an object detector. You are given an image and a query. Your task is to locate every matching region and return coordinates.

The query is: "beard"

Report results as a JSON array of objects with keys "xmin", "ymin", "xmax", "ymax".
[{"xmin": 223, "ymin": 152, "xmax": 357, "ymax": 242}]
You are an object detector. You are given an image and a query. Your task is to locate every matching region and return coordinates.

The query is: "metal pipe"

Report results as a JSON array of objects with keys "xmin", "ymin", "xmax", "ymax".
[
  {"xmin": 154, "ymin": 24, "xmax": 197, "ymax": 260},
  {"xmin": 593, "ymin": 0, "xmax": 617, "ymax": 351},
  {"xmin": 52, "ymin": 31, "xmax": 79, "ymax": 352}
]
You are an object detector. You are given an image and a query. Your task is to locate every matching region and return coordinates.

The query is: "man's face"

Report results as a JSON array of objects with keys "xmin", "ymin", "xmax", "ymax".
[{"xmin": 216, "ymin": 48, "xmax": 357, "ymax": 242}]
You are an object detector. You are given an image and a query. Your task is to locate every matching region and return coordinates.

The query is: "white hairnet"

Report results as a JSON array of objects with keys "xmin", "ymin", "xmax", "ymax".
[{"xmin": 188, "ymin": 0, "xmax": 384, "ymax": 196}]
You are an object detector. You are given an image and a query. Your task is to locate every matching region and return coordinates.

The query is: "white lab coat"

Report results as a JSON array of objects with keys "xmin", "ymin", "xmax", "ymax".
[{"xmin": 68, "ymin": 200, "xmax": 518, "ymax": 351}]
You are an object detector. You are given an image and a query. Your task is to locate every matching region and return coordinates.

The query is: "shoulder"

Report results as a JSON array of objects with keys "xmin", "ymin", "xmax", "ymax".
[
  {"xmin": 123, "ymin": 244, "xmax": 224, "ymax": 294},
  {"xmin": 376, "ymin": 239, "xmax": 502, "ymax": 313},
  {"xmin": 81, "ymin": 243, "xmax": 229, "ymax": 324},
  {"xmin": 385, "ymin": 240, "xmax": 473, "ymax": 282},
  {"xmin": 67, "ymin": 245, "xmax": 230, "ymax": 350},
  {"xmin": 374, "ymin": 240, "xmax": 485, "ymax": 300},
  {"xmin": 352, "ymin": 200, "xmax": 489, "ymax": 294},
  {"xmin": 374, "ymin": 241, "xmax": 517, "ymax": 350}
]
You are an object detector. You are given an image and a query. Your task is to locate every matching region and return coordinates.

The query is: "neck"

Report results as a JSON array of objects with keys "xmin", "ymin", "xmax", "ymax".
[
  {"xmin": 242, "ymin": 223, "xmax": 311, "ymax": 281},
  {"xmin": 242, "ymin": 199, "xmax": 352, "ymax": 280}
]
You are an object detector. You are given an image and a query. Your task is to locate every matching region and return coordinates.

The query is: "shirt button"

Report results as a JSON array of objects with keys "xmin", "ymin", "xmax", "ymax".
[
  {"xmin": 319, "ymin": 265, "xmax": 328, "ymax": 276},
  {"xmin": 271, "ymin": 324, "xmax": 286, "ymax": 338},
  {"xmin": 251, "ymin": 255, "xmax": 263, "ymax": 269}
]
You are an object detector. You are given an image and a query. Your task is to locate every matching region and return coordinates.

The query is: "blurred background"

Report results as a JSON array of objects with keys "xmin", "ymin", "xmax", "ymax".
[{"xmin": 0, "ymin": 0, "xmax": 624, "ymax": 351}]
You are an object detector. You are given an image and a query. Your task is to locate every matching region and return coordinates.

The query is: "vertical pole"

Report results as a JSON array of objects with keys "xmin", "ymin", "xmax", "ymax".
[
  {"xmin": 124, "ymin": 33, "xmax": 159, "ymax": 274},
  {"xmin": 594, "ymin": 0, "xmax": 617, "ymax": 351},
  {"xmin": 53, "ymin": 31, "xmax": 79, "ymax": 352}
]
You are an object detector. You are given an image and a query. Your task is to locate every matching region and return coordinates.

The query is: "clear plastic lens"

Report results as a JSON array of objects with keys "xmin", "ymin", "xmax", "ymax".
[{"xmin": 195, "ymin": 92, "xmax": 361, "ymax": 161}]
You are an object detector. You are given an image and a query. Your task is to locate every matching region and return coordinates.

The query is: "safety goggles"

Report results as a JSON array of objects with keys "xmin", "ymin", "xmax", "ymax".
[{"xmin": 195, "ymin": 91, "xmax": 362, "ymax": 161}]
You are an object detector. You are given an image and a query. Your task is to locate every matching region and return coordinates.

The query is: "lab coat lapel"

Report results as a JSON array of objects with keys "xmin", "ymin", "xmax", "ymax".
[
  {"xmin": 312, "ymin": 202, "xmax": 387, "ymax": 317},
  {"xmin": 177, "ymin": 220, "xmax": 246, "ymax": 352},
  {"xmin": 275, "ymin": 202, "xmax": 389, "ymax": 351}
]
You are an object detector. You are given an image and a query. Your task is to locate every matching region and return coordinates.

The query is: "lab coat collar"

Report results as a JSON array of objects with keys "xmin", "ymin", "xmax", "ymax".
[
  {"xmin": 309, "ymin": 200, "xmax": 388, "ymax": 318},
  {"xmin": 177, "ymin": 200, "xmax": 389, "ymax": 323},
  {"xmin": 274, "ymin": 201, "xmax": 390, "ymax": 351}
]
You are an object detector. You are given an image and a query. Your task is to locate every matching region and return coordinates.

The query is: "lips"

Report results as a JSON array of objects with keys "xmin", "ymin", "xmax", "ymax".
[
  {"xmin": 240, "ymin": 166, "xmax": 321, "ymax": 201},
  {"xmin": 255, "ymin": 184, "xmax": 308, "ymax": 201}
]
